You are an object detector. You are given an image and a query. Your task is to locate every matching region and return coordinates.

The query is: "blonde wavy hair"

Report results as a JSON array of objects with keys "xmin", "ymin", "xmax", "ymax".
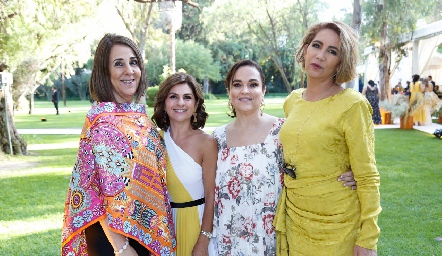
[{"xmin": 295, "ymin": 21, "xmax": 359, "ymax": 84}]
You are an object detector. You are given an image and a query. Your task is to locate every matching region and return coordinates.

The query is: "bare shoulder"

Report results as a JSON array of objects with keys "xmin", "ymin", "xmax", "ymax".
[{"xmin": 197, "ymin": 131, "xmax": 217, "ymax": 149}]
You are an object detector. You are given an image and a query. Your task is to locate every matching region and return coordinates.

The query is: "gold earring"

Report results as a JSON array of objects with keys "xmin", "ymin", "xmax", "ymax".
[
  {"xmin": 260, "ymin": 100, "xmax": 265, "ymax": 116},
  {"xmin": 228, "ymin": 99, "xmax": 236, "ymax": 117},
  {"xmin": 192, "ymin": 112, "xmax": 197, "ymax": 123}
]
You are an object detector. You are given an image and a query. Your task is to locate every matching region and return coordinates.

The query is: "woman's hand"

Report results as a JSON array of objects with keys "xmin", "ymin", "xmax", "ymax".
[
  {"xmin": 338, "ymin": 169, "xmax": 357, "ymax": 190},
  {"xmin": 192, "ymin": 235, "xmax": 209, "ymax": 256},
  {"xmin": 354, "ymin": 245, "xmax": 377, "ymax": 256}
]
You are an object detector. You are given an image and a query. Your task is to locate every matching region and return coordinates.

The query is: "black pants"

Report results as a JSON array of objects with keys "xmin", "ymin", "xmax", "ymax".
[
  {"xmin": 85, "ymin": 222, "xmax": 150, "ymax": 256},
  {"xmin": 53, "ymin": 101, "xmax": 59, "ymax": 114}
]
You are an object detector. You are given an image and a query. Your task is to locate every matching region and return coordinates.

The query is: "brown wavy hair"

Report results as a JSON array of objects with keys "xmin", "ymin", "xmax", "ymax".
[
  {"xmin": 89, "ymin": 33, "xmax": 147, "ymax": 103},
  {"xmin": 224, "ymin": 59, "xmax": 266, "ymax": 118},
  {"xmin": 295, "ymin": 21, "xmax": 359, "ymax": 84},
  {"xmin": 152, "ymin": 72, "xmax": 208, "ymax": 130}
]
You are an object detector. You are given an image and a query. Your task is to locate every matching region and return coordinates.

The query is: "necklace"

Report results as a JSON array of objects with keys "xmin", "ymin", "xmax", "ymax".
[{"xmin": 295, "ymin": 84, "xmax": 334, "ymax": 153}]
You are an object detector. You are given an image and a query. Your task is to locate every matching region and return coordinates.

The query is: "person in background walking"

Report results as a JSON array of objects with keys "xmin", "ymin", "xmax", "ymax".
[
  {"xmin": 362, "ymin": 80, "xmax": 382, "ymax": 124},
  {"xmin": 52, "ymin": 86, "xmax": 59, "ymax": 115}
]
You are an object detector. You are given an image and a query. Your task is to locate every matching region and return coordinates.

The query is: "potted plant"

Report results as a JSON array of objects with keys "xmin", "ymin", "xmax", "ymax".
[
  {"xmin": 380, "ymin": 95, "xmax": 413, "ymax": 129},
  {"xmin": 433, "ymin": 101, "xmax": 442, "ymax": 124}
]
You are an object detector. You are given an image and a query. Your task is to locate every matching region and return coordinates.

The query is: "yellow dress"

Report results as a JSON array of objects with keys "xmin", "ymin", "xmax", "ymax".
[
  {"xmin": 274, "ymin": 89, "xmax": 381, "ymax": 256},
  {"xmin": 409, "ymin": 81, "xmax": 425, "ymax": 124}
]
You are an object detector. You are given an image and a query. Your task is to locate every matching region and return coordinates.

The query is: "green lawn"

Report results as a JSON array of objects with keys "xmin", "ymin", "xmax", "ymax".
[{"xmin": 2, "ymin": 98, "xmax": 442, "ymax": 255}]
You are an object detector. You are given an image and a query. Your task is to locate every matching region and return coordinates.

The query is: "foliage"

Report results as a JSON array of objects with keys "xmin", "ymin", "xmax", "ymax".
[
  {"xmin": 360, "ymin": 0, "xmax": 441, "ymax": 100},
  {"xmin": 379, "ymin": 94, "xmax": 410, "ymax": 119},
  {"xmin": 146, "ymin": 39, "xmax": 221, "ymax": 86},
  {"xmin": 146, "ymin": 86, "xmax": 159, "ymax": 107},
  {"xmin": 203, "ymin": 93, "xmax": 217, "ymax": 100}
]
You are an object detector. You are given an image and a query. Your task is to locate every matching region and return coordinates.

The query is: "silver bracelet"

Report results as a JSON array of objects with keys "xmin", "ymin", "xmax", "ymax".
[
  {"xmin": 200, "ymin": 230, "xmax": 213, "ymax": 239},
  {"xmin": 114, "ymin": 237, "xmax": 129, "ymax": 255}
]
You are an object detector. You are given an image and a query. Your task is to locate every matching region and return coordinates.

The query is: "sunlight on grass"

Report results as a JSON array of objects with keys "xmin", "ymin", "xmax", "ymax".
[
  {"xmin": 0, "ymin": 212, "xmax": 62, "ymax": 241},
  {"xmin": 28, "ymin": 142, "xmax": 79, "ymax": 150}
]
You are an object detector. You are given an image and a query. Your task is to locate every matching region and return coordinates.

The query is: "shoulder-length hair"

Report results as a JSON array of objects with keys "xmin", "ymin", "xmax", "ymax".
[
  {"xmin": 295, "ymin": 21, "xmax": 359, "ymax": 84},
  {"xmin": 89, "ymin": 33, "xmax": 147, "ymax": 103},
  {"xmin": 224, "ymin": 59, "xmax": 266, "ymax": 117},
  {"xmin": 152, "ymin": 72, "xmax": 208, "ymax": 130}
]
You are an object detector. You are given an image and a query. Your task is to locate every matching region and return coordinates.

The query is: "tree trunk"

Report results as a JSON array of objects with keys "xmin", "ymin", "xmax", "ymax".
[
  {"xmin": 170, "ymin": 25, "xmax": 176, "ymax": 73},
  {"xmin": 203, "ymin": 77, "xmax": 209, "ymax": 94},
  {"xmin": 28, "ymin": 90, "xmax": 35, "ymax": 114},
  {"xmin": 346, "ymin": 0, "xmax": 362, "ymax": 89},
  {"xmin": 378, "ymin": 0, "xmax": 390, "ymax": 101},
  {"xmin": 0, "ymin": 90, "xmax": 27, "ymax": 155}
]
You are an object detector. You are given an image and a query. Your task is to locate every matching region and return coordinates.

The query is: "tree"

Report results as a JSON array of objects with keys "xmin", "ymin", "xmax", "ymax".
[
  {"xmin": 201, "ymin": 0, "xmax": 322, "ymax": 92},
  {"xmin": 0, "ymin": 0, "xmax": 99, "ymax": 155},
  {"xmin": 360, "ymin": 0, "xmax": 439, "ymax": 100}
]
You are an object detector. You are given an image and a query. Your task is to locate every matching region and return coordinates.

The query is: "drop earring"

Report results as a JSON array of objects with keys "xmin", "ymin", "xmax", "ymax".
[{"xmin": 260, "ymin": 100, "xmax": 265, "ymax": 116}]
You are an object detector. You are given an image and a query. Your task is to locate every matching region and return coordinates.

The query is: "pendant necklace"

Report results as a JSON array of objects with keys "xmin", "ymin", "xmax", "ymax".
[{"xmin": 295, "ymin": 84, "xmax": 334, "ymax": 154}]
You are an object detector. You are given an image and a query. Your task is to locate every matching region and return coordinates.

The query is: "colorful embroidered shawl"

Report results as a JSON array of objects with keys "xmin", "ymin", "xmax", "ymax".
[{"xmin": 61, "ymin": 102, "xmax": 176, "ymax": 256}]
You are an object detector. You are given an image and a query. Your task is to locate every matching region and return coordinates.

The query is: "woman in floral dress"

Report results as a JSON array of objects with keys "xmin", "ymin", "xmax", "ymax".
[{"xmin": 211, "ymin": 59, "xmax": 357, "ymax": 256}]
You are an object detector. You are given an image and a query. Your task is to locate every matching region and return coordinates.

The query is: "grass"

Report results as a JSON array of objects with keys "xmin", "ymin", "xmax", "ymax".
[{"xmin": 2, "ymin": 98, "xmax": 442, "ymax": 255}]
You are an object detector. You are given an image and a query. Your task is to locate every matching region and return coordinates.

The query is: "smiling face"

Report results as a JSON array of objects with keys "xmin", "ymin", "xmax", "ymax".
[
  {"xmin": 164, "ymin": 82, "xmax": 197, "ymax": 123},
  {"xmin": 303, "ymin": 28, "xmax": 341, "ymax": 81},
  {"xmin": 109, "ymin": 44, "xmax": 141, "ymax": 103},
  {"xmin": 228, "ymin": 65, "xmax": 265, "ymax": 115}
]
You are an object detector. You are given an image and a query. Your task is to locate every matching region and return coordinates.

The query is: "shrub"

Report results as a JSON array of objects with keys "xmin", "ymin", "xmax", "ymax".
[
  {"xmin": 204, "ymin": 93, "xmax": 218, "ymax": 100},
  {"xmin": 146, "ymin": 86, "xmax": 159, "ymax": 107}
]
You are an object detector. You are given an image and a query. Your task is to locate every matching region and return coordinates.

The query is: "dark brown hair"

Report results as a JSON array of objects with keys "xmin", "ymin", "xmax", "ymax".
[
  {"xmin": 224, "ymin": 59, "xmax": 266, "ymax": 117},
  {"xmin": 152, "ymin": 72, "xmax": 208, "ymax": 130},
  {"xmin": 89, "ymin": 33, "xmax": 147, "ymax": 103},
  {"xmin": 295, "ymin": 21, "xmax": 359, "ymax": 84}
]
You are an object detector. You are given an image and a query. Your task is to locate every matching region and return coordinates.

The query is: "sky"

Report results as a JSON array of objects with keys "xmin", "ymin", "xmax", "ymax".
[{"xmin": 320, "ymin": 0, "xmax": 353, "ymax": 22}]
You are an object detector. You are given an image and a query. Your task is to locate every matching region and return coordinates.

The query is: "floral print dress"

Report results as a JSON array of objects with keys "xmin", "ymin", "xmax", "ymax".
[{"xmin": 212, "ymin": 118, "xmax": 285, "ymax": 256}]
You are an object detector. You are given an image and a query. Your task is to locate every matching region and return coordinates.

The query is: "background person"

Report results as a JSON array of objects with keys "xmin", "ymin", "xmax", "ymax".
[
  {"xmin": 152, "ymin": 72, "xmax": 217, "ymax": 256},
  {"xmin": 409, "ymin": 74, "xmax": 426, "ymax": 126},
  {"xmin": 274, "ymin": 21, "xmax": 381, "ymax": 256},
  {"xmin": 212, "ymin": 59, "xmax": 358, "ymax": 255},
  {"xmin": 362, "ymin": 80, "xmax": 382, "ymax": 124},
  {"xmin": 422, "ymin": 78, "xmax": 441, "ymax": 126},
  {"xmin": 61, "ymin": 34, "xmax": 176, "ymax": 256},
  {"xmin": 52, "ymin": 86, "xmax": 59, "ymax": 115}
]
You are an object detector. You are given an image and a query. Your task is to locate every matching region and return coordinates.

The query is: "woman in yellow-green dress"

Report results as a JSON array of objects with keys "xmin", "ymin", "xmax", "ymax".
[{"xmin": 274, "ymin": 21, "xmax": 381, "ymax": 256}]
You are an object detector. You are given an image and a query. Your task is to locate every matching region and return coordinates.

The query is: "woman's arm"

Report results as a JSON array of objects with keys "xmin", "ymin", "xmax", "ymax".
[
  {"xmin": 344, "ymin": 100, "xmax": 381, "ymax": 251},
  {"xmin": 99, "ymin": 218, "xmax": 138, "ymax": 256},
  {"xmin": 361, "ymin": 86, "xmax": 367, "ymax": 96},
  {"xmin": 192, "ymin": 135, "xmax": 218, "ymax": 256}
]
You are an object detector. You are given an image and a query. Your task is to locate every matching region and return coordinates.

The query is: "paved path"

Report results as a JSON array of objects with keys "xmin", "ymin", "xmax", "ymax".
[{"xmin": 17, "ymin": 123, "xmax": 442, "ymax": 136}]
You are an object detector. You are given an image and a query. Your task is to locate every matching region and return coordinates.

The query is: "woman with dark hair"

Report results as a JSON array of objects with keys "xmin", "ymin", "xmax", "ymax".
[
  {"xmin": 152, "ymin": 72, "xmax": 217, "ymax": 256},
  {"xmin": 61, "ymin": 34, "xmax": 176, "ymax": 256},
  {"xmin": 274, "ymin": 21, "xmax": 381, "ymax": 255},
  {"xmin": 362, "ymin": 80, "xmax": 382, "ymax": 124}
]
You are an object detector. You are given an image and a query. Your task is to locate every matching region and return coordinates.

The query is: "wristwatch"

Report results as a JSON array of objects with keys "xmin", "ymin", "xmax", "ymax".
[{"xmin": 200, "ymin": 230, "xmax": 213, "ymax": 239}]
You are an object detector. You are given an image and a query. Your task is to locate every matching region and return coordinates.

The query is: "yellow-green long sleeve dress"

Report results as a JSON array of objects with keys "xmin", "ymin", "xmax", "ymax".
[{"xmin": 273, "ymin": 88, "xmax": 381, "ymax": 256}]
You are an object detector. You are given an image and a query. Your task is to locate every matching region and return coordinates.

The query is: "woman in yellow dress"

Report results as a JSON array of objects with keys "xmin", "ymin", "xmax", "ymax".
[
  {"xmin": 152, "ymin": 73, "xmax": 218, "ymax": 256},
  {"xmin": 409, "ymin": 74, "xmax": 426, "ymax": 125},
  {"xmin": 274, "ymin": 21, "xmax": 381, "ymax": 256}
]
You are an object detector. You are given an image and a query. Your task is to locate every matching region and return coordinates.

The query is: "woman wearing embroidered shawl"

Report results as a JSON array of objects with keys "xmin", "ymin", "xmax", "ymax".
[
  {"xmin": 151, "ymin": 73, "xmax": 218, "ymax": 256},
  {"xmin": 61, "ymin": 34, "xmax": 176, "ymax": 256},
  {"xmin": 274, "ymin": 21, "xmax": 381, "ymax": 255}
]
